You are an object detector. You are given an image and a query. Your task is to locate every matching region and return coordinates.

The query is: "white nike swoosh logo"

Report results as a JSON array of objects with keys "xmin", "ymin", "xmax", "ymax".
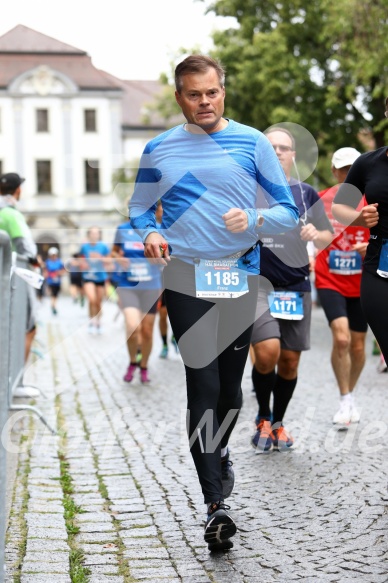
[{"xmin": 234, "ymin": 343, "xmax": 249, "ymax": 351}]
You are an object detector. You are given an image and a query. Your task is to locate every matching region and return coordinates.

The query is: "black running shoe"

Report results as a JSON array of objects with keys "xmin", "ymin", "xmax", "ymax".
[
  {"xmin": 208, "ymin": 538, "xmax": 234, "ymax": 552},
  {"xmin": 204, "ymin": 501, "xmax": 236, "ymax": 551},
  {"xmin": 221, "ymin": 450, "xmax": 235, "ymax": 499}
]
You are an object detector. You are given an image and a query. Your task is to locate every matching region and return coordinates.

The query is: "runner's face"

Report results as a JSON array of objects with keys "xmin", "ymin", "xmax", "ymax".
[
  {"xmin": 266, "ymin": 130, "xmax": 295, "ymax": 178},
  {"xmin": 88, "ymin": 229, "xmax": 100, "ymax": 244},
  {"xmin": 175, "ymin": 68, "xmax": 226, "ymax": 134}
]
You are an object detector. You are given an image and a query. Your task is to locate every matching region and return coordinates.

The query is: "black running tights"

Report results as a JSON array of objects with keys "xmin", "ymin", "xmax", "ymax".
[{"xmin": 164, "ymin": 260, "xmax": 258, "ymax": 503}]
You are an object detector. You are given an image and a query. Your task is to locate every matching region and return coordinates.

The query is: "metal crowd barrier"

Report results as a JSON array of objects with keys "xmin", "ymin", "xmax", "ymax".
[
  {"xmin": 8, "ymin": 254, "xmax": 56, "ymax": 435},
  {"xmin": 0, "ymin": 232, "xmax": 11, "ymax": 583},
  {"xmin": 0, "ymin": 243, "xmax": 58, "ymax": 582}
]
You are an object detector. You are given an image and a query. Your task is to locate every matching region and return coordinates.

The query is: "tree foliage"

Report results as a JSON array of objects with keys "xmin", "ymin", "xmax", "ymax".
[
  {"xmin": 205, "ymin": 0, "xmax": 388, "ymax": 141},
  {"xmin": 147, "ymin": 1, "xmax": 387, "ymax": 186},
  {"xmin": 201, "ymin": 0, "xmax": 388, "ymax": 183}
]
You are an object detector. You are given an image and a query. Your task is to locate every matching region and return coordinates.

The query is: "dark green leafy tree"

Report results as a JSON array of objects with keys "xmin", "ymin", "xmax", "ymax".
[
  {"xmin": 136, "ymin": 1, "xmax": 388, "ymax": 187},
  {"xmin": 202, "ymin": 0, "xmax": 388, "ymax": 184}
]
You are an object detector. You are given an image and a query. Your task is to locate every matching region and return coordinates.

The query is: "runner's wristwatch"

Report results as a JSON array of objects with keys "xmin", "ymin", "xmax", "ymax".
[{"xmin": 256, "ymin": 211, "xmax": 264, "ymax": 228}]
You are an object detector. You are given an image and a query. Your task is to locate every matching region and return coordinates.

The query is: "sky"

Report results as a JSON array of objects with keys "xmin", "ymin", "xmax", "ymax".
[{"xmin": 0, "ymin": 0, "xmax": 238, "ymax": 80}]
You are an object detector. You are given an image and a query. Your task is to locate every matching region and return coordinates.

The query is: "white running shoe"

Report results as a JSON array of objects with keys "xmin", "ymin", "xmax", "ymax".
[
  {"xmin": 333, "ymin": 401, "xmax": 351, "ymax": 427},
  {"xmin": 350, "ymin": 404, "xmax": 361, "ymax": 423}
]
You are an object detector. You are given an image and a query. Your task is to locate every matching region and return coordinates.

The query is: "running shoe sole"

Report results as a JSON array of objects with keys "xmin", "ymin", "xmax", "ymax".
[
  {"xmin": 252, "ymin": 445, "xmax": 273, "ymax": 454},
  {"xmin": 204, "ymin": 510, "xmax": 237, "ymax": 547},
  {"xmin": 208, "ymin": 539, "xmax": 234, "ymax": 552},
  {"xmin": 273, "ymin": 442, "xmax": 293, "ymax": 452},
  {"xmin": 273, "ymin": 433, "xmax": 294, "ymax": 452},
  {"xmin": 333, "ymin": 422, "xmax": 350, "ymax": 431}
]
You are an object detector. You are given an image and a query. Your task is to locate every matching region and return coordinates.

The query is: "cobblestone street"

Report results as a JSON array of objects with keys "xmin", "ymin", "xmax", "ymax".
[{"xmin": 4, "ymin": 294, "xmax": 388, "ymax": 582}]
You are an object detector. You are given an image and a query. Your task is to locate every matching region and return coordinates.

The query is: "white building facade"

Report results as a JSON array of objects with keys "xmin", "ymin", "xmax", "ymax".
[{"xmin": 0, "ymin": 25, "xmax": 174, "ymax": 258}]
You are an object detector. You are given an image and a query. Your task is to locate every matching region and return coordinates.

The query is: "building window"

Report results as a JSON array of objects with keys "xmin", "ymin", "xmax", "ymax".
[
  {"xmin": 36, "ymin": 109, "xmax": 49, "ymax": 132},
  {"xmin": 36, "ymin": 161, "xmax": 52, "ymax": 193},
  {"xmin": 85, "ymin": 160, "xmax": 100, "ymax": 193},
  {"xmin": 84, "ymin": 109, "xmax": 97, "ymax": 132}
]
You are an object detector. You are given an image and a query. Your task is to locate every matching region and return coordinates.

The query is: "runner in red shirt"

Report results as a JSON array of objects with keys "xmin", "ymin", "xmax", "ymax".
[{"xmin": 315, "ymin": 148, "xmax": 369, "ymax": 427}]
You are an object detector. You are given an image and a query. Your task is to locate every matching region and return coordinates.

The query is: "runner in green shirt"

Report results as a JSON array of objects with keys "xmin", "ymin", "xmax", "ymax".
[{"xmin": 0, "ymin": 172, "xmax": 40, "ymax": 398}]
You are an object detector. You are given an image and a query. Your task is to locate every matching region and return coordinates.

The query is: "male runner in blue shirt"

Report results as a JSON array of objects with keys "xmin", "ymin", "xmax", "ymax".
[{"xmin": 130, "ymin": 55, "xmax": 298, "ymax": 551}]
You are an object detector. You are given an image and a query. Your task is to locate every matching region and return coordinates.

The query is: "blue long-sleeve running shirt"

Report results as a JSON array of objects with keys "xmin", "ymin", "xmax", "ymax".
[{"xmin": 129, "ymin": 120, "xmax": 298, "ymax": 272}]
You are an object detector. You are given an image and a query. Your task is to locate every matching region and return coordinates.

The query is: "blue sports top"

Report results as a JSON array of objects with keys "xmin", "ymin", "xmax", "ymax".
[
  {"xmin": 45, "ymin": 258, "xmax": 64, "ymax": 285},
  {"xmin": 80, "ymin": 241, "xmax": 109, "ymax": 283},
  {"xmin": 259, "ymin": 180, "xmax": 333, "ymax": 291},
  {"xmin": 113, "ymin": 222, "xmax": 162, "ymax": 290},
  {"xmin": 129, "ymin": 120, "xmax": 298, "ymax": 274}
]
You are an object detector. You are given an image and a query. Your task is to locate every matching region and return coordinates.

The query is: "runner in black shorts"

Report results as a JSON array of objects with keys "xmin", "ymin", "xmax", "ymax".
[
  {"xmin": 315, "ymin": 148, "xmax": 369, "ymax": 427},
  {"xmin": 80, "ymin": 227, "xmax": 110, "ymax": 335},
  {"xmin": 67, "ymin": 253, "xmax": 85, "ymax": 307},
  {"xmin": 44, "ymin": 247, "xmax": 65, "ymax": 315}
]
